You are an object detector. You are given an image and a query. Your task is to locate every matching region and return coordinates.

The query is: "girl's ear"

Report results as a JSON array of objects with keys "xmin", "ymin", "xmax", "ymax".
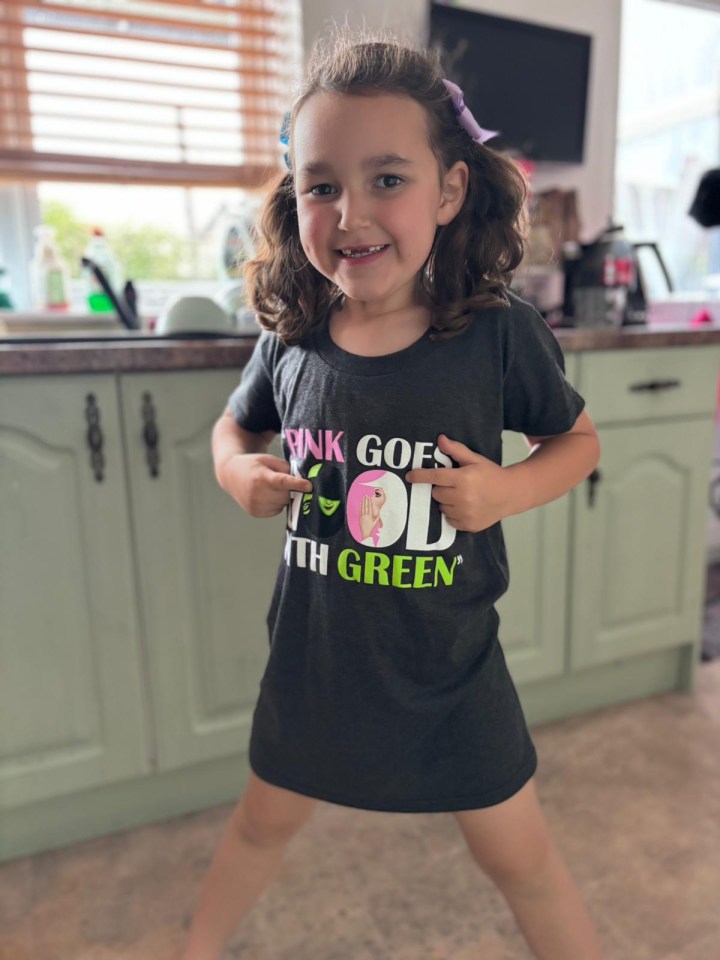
[{"xmin": 437, "ymin": 160, "xmax": 469, "ymax": 226}]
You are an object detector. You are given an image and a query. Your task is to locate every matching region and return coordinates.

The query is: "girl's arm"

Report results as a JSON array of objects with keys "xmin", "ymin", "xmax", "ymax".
[
  {"xmin": 212, "ymin": 406, "xmax": 276, "ymax": 491},
  {"xmin": 504, "ymin": 409, "xmax": 600, "ymax": 517},
  {"xmin": 212, "ymin": 407, "xmax": 310, "ymax": 519},
  {"xmin": 406, "ymin": 413, "xmax": 599, "ymax": 534}
]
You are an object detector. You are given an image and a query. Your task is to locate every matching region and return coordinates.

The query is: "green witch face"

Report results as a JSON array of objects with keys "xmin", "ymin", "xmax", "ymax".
[{"xmin": 299, "ymin": 462, "xmax": 345, "ymax": 539}]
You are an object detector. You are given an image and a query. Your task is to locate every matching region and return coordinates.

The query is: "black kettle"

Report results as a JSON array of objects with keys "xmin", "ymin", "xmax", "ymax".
[{"xmin": 562, "ymin": 222, "xmax": 672, "ymax": 327}]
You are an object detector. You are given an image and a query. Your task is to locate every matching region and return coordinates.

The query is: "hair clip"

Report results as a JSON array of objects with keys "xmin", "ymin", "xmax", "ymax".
[
  {"xmin": 279, "ymin": 111, "xmax": 292, "ymax": 171},
  {"xmin": 442, "ymin": 79, "xmax": 499, "ymax": 145}
]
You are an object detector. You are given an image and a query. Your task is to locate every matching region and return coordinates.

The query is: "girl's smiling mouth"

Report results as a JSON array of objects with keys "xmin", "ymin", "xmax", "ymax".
[{"xmin": 336, "ymin": 244, "xmax": 389, "ymax": 261}]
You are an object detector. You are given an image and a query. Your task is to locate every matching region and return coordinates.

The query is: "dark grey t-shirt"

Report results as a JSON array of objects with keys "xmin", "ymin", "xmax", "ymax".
[{"xmin": 228, "ymin": 292, "xmax": 586, "ymax": 812}]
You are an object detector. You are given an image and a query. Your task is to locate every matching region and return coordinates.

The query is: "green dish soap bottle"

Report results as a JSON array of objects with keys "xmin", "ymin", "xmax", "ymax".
[{"xmin": 83, "ymin": 228, "xmax": 123, "ymax": 312}]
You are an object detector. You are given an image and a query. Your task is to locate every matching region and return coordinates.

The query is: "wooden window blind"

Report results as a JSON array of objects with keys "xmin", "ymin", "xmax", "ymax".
[{"xmin": 0, "ymin": 0, "xmax": 301, "ymax": 186}]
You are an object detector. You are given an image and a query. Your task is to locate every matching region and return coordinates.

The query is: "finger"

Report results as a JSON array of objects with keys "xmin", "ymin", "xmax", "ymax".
[
  {"xmin": 405, "ymin": 468, "xmax": 456, "ymax": 486},
  {"xmin": 260, "ymin": 455, "xmax": 292, "ymax": 473},
  {"xmin": 430, "ymin": 486, "xmax": 455, "ymax": 504},
  {"xmin": 269, "ymin": 470, "xmax": 313, "ymax": 492},
  {"xmin": 438, "ymin": 505, "xmax": 460, "ymax": 526}
]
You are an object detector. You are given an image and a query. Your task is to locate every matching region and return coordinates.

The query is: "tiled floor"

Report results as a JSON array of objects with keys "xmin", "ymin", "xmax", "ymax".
[{"xmin": 2, "ymin": 656, "xmax": 719, "ymax": 960}]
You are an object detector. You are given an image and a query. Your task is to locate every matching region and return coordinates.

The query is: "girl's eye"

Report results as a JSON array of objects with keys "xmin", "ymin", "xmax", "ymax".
[
  {"xmin": 308, "ymin": 183, "xmax": 336, "ymax": 196},
  {"xmin": 377, "ymin": 174, "xmax": 403, "ymax": 189}
]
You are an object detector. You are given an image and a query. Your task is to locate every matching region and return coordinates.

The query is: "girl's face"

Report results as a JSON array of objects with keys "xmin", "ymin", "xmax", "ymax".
[{"xmin": 292, "ymin": 91, "xmax": 467, "ymax": 318}]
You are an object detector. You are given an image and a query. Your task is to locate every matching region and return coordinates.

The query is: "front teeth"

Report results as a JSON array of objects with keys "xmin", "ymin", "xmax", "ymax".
[{"xmin": 340, "ymin": 245, "xmax": 386, "ymax": 257}]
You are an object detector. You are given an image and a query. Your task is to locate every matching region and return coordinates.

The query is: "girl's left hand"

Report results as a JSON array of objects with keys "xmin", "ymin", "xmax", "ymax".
[{"xmin": 404, "ymin": 434, "xmax": 511, "ymax": 533}]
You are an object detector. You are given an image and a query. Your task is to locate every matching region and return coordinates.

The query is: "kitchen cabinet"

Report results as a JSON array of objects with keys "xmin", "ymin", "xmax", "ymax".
[
  {"xmin": 495, "ymin": 358, "xmax": 580, "ymax": 685},
  {"xmin": 502, "ymin": 345, "xmax": 720, "ymax": 726},
  {"xmin": 569, "ymin": 419, "xmax": 712, "ymax": 670},
  {"xmin": 117, "ymin": 371, "xmax": 284, "ymax": 772},
  {"xmin": 1, "ymin": 368, "xmax": 283, "ymax": 861},
  {"xmin": 0, "ymin": 375, "xmax": 150, "ymax": 812},
  {"xmin": 567, "ymin": 346, "xmax": 718, "ymax": 674}
]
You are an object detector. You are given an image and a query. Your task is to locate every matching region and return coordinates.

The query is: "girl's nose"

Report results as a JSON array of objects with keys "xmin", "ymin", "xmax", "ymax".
[{"xmin": 337, "ymin": 192, "xmax": 371, "ymax": 231}]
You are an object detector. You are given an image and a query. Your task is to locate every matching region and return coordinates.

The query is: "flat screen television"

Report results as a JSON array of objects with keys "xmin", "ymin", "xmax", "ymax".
[{"xmin": 427, "ymin": 4, "xmax": 592, "ymax": 163}]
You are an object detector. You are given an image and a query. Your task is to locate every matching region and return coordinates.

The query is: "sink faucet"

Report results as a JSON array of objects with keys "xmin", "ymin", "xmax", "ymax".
[{"xmin": 80, "ymin": 257, "xmax": 139, "ymax": 330}]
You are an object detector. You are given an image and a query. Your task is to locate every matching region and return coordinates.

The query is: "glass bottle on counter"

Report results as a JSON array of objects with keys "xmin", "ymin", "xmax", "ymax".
[{"xmin": 29, "ymin": 225, "xmax": 71, "ymax": 311}]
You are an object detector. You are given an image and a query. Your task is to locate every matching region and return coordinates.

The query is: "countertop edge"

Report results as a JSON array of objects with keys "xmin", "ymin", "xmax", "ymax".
[
  {"xmin": 3, "ymin": 325, "xmax": 720, "ymax": 375},
  {"xmin": 0, "ymin": 339, "xmax": 255, "ymax": 375}
]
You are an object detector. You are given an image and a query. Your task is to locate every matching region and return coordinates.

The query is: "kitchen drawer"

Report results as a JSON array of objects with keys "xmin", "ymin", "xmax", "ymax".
[{"xmin": 578, "ymin": 346, "xmax": 720, "ymax": 425}]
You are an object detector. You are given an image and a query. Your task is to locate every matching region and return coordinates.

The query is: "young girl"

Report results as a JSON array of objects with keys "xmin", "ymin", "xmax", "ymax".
[{"xmin": 182, "ymin": 32, "xmax": 604, "ymax": 960}]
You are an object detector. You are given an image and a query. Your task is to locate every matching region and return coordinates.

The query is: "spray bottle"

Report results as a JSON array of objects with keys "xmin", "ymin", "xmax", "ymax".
[{"xmin": 29, "ymin": 225, "xmax": 71, "ymax": 310}]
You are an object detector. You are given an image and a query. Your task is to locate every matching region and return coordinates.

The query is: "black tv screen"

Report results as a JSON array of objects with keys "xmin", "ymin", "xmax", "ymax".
[{"xmin": 428, "ymin": 4, "xmax": 591, "ymax": 163}]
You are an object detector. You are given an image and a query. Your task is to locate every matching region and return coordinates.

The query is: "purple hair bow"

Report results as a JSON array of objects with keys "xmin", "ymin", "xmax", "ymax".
[{"xmin": 442, "ymin": 79, "xmax": 499, "ymax": 145}]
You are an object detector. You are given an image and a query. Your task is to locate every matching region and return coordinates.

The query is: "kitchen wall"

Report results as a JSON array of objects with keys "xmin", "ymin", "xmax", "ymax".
[{"xmin": 300, "ymin": 0, "xmax": 623, "ymax": 244}]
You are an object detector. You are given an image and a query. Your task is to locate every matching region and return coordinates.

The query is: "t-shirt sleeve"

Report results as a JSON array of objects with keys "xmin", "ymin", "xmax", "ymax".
[
  {"xmin": 227, "ymin": 328, "xmax": 282, "ymax": 434},
  {"xmin": 502, "ymin": 304, "xmax": 586, "ymax": 436}
]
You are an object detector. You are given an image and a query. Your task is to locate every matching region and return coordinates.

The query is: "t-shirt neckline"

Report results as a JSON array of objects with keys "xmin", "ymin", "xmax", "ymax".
[{"xmin": 312, "ymin": 314, "xmax": 437, "ymax": 376}]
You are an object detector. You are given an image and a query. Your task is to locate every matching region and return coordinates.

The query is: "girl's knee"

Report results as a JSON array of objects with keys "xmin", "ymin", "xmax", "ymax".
[
  {"xmin": 480, "ymin": 828, "xmax": 556, "ymax": 892},
  {"xmin": 232, "ymin": 771, "xmax": 318, "ymax": 848},
  {"xmin": 453, "ymin": 777, "xmax": 555, "ymax": 887}
]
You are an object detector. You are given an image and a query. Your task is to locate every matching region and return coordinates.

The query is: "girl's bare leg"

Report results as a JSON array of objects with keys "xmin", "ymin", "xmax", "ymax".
[
  {"xmin": 454, "ymin": 777, "xmax": 604, "ymax": 960},
  {"xmin": 181, "ymin": 772, "xmax": 317, "ymax": 960}
]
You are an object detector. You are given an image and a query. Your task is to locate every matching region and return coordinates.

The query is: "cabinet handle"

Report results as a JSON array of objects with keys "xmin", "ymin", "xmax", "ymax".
[
  {"xmin": 629, "ymin": 378, "xmax": 681, "ymax": 393},
  {"xmin": 142, "ymin": 391, "xmax": 160, "ymax": 479},
  {"xmin": 587, "ymin": 467, "xmax": 602, "ymax": 507},
  {"xmin": 85, "ymin": 393, "xmax": 105, "ymax": 483},
  {"xmin": 711, "ymin": 472, "xmax": 720, "ymax": 520}
]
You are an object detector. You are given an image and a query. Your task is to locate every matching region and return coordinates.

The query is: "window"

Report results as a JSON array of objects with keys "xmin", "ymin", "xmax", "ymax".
[
  {"xmin": 0, "ymin": 0, "xmax": 301, "ymax": 184},
  {"xmin": 615, "ymin": 0, "xmax": 720, "ymax": 295},
  {"xmin": 0, "ymin": 0, "xmax": 302, "ymax": 313}
]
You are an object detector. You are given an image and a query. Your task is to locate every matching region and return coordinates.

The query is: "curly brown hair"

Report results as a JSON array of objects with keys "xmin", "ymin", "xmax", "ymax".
[{"xmin": 245, "ymin": 29, "xmax": 529, "ymax": 346}]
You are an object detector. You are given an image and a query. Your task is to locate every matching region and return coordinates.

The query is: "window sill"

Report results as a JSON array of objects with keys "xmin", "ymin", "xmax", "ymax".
[{"xmin": 0, "ymin": 310, "xmax": 129, "ymax": 335}]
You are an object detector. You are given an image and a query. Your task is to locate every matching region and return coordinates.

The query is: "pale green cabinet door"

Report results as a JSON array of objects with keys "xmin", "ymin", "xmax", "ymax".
[
  {"xmin": 570, "ymin": 417, "xmax": 716, "ymax": 670},
  {"xmin": 118, "ymin": 370, "xmax": 286, "ymax": 772},
  {"xmin": 0, "ymin": 375, "xmax": 149, "ymax": 811},
  {"xmin": 497, "ymin": 430, "xmax": 571, "ymax": 684}
]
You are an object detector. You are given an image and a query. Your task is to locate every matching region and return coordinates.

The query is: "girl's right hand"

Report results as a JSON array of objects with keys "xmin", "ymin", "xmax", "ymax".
[{"xmin": 219, "ymin": 453, "xmax": 313, "ymax": 518}]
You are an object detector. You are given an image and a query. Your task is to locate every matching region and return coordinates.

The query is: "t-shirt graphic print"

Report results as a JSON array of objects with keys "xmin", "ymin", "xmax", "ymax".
[{"xmin": 285, "ymin": 424, "xmax": 459, "ymax": 588}]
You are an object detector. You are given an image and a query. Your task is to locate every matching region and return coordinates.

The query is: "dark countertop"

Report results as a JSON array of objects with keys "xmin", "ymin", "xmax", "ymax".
[{"xmin": 3, "ymin": 323, "xmax": 720, "ymax": 376}]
